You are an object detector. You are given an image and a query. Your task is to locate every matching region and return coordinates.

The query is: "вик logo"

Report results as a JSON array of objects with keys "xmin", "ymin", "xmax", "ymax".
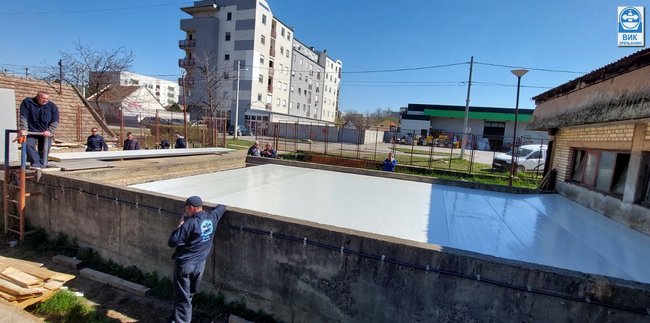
[{"xmin": 618, "ymin": 6, "xmax": 645, "ymax": 47}]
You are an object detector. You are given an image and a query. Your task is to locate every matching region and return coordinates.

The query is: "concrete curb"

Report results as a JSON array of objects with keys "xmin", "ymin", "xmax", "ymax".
[{"xmin": 80, "ymin": 268, "xmax": 149, "ymax": 297}]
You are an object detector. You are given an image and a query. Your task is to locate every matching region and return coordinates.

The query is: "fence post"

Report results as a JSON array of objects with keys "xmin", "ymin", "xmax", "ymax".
[
  {"xmin": 449, "ymin": 133, "xmax": 454, "ymax": 170},
  {"xmin": 119, "ymin": 108, "xmax": 125, "ymax": 150}
]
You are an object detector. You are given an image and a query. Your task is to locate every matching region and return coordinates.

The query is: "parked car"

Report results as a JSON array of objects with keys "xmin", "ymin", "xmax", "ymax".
[
  {"xmin": 228, "ymin": 125, "xmax": 251, "ymax": 136},
  {"xmin": 492, "ymin": 144, "xmax": 547, "ymax": 172}
]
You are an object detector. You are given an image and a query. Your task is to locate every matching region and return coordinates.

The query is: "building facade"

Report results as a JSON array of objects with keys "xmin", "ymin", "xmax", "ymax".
[
  {"xmin": 90, "ymin": 71, "xmax": 179, "ymax": 107},
  {"xmin": 179, "ymin": 0, "xmax": 341, "ymax": 127},
  {"xmin": 529, "ymin": 48, "xmax": 650, "ymax": 236},
  {"xmin": 400, "ymin": 104, "xmax": 547, "ymax": 151}
]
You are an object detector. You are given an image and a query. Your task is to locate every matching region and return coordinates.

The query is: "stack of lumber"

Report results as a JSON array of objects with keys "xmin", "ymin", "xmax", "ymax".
[{"xmin": 0, "ymin": 256, "xmax": 75, "ymax": 309}]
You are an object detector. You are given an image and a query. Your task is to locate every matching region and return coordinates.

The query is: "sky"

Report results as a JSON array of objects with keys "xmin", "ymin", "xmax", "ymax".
[{"xmin": 0, "ymin": 0, "xmax": 645, "ymax": 113}]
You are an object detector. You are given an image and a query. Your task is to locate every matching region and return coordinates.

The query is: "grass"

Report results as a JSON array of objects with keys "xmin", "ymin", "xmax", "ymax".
[
  {"xmin": 225, "ymin": 137, "xmax": 254, "ymax": 150},
  {"xmin": 34, "ymin": 290, "xmax": 117, "ymax": 323}
]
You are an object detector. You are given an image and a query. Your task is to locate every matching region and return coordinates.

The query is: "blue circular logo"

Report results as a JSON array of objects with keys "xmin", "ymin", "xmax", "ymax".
[{"xmin": 620, "ymin": 7, "xmax": 641, "ymax": 31}]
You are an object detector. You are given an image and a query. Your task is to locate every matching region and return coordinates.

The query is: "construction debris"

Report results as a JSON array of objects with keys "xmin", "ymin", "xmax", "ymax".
[{"xmin": 0, "ymin": 256, "xmax": 75, "ymax": 309}]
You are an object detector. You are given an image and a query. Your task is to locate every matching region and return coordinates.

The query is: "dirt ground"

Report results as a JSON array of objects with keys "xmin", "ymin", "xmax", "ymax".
[{"xmin": 0, "ymin": 243, "xmax": 230, "ymax": 323}]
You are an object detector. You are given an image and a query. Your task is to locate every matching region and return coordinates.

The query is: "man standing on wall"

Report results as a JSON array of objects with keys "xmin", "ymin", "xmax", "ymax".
[
  {"xmin": 168, "ymin": 196, "xmax": 226, "ymax": 323},
  {"xmin": 19, "ymin": 91, "xmax": 59, "ymax": 168}
]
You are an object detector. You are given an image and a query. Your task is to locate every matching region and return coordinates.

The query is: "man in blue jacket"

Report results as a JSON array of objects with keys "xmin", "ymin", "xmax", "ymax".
[
  {"xmin": 382, "ymin": 151, "xmax": 397, "ymax": 171},
  {"xmin": 19, "ymin": 91, "xmax": 59, "ymax": 168},
  {"xmin": 174, "ymin": 132, "xmax": 187, "ymax": 149},
  {"xmin": 85, "ymin": 127, "xmax": 109, "ymax": 152},
  {"xmin": 168, "ymin": 196, "xmax": 226, "ymax": 323}
]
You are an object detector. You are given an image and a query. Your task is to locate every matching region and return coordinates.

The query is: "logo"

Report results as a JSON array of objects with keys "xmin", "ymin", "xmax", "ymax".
[
  {"xmin": 200, "ymin": 219, "xmax": 213, "ymax": 242},
  {"xmin": 618, "ymin": 6, "xmax": 645, "ymax": 47}
]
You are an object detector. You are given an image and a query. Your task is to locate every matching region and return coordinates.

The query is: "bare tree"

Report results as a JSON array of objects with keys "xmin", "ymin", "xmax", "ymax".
[
  {"xmin": 53, "ymin": 41, "xmax": 135, "ymax": 111},
  {"xmin": 185, "ymin": 49, "xmax": 229, "ymax": 118}
]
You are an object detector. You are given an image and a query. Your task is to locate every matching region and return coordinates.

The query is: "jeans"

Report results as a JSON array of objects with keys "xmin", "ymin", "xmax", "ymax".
[
  {"xmin": 169, "ymin": 261, "xmax": 206, "ymax": 323},
  {"xmin": 26, "ymin": 136, "xmax": 51, "ymax": 167}
]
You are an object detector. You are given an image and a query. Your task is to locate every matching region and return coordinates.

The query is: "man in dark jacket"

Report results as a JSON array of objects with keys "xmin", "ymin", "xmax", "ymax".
[
  {"xmin": 168, "ymin": 196, "xmax": 226, "ymax": 323},
  {"xmin": 175, "ymin": 132, "xmax": 187, "ymax": 149},
  {"xmin": 261, "ymin": 143, "xmax": 277, "ymax": 158},
  {"xmin": 247, "ymin": 141, "xmax": 261, "ymax": 156},
  {"xmin": 19, "ymin": 91, "xmax": 59, "ymax": 168},
  {"xmin": 123, "ymin": 132, "xmax": 140, "ymax": 150},
  {"xmin": 382, "ymin": 151, "xmax": 397, "ymax": 171},
  {"xmin": 85, "ymin": 127, "xmax": 108, "ymax": 152}
]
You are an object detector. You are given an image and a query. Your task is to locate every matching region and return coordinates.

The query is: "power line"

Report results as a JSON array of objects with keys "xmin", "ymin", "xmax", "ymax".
[
  {"xmin": 0, "ymin": 2, "xmax": 189, "ymax": 16},
  {"xmin": 473, "ymin": 81, "xmax": 552, "ymax": 89},
  {"xmin": 474, "ymin": 62, "xmax": 585, "ymax": 74},
  {"xmin": 342, "ymin": 62, "xmax": 469, "ymax": 74}
]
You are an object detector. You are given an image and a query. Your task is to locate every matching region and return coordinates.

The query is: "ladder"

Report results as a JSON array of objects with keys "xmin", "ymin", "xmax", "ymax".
[{"xmin": 3, "ymin": 130, "xmax": 46, "ymax": 240}]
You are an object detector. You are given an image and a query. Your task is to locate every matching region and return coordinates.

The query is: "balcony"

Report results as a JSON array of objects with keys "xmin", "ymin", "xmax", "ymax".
[
  {"xmin": 265, "ymin": 103, "xmax": 272, "ymax": 111},
  {"xmin": 179, "ymin": 39, "xmax": 196, "ymax": 49},
  {"xmin": 268, "ymin": 68, "xmax": 274, "ymax": 76},
  {"xmin": 267, "ymin": 85, "xmax": 273, "ymax": 93},
  {"xmin": 269, "ymin": 47, "xmax": 275, "ymax": 57},
  {"xmin": 271, "ymin": 29, "xmax": 277, "ymax": 38},
  {"xmin": 178, "ymin": 58, "xmax": 196, "ymax": 67},
  {"xmin": 178, "ymin": 76, "xmax": 195, "ymax": 87}
]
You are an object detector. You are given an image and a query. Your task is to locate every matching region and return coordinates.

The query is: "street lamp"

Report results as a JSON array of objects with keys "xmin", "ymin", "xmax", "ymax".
[{"xmin": 508, "ymin": 69, "xmax": 528, "ymax": 186}]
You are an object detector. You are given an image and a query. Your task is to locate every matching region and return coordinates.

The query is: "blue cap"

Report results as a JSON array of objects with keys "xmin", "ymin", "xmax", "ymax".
[{"xmin": 185, "ymin": 196, "xmax": 203, "ymax": 207}]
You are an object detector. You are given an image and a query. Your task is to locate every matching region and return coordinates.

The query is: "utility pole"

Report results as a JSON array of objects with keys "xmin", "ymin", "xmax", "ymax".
[
  {"xmin": 234, "ymin": 60, "xmax": 241, "ymax": 139},
  {"xmin": 25, "ymin": 67, "xmax": 29, "ymax": 78},
  {"xmin": 58, "ymin": 59, "xmax": 63, "ymax": 94},
  {"xmin": 460, "ymin": 56, "xmax": 474, "ymax": 160},
  {"xmin": 182, "ymin": 71, "xmax": 188, "ymax": 142}
]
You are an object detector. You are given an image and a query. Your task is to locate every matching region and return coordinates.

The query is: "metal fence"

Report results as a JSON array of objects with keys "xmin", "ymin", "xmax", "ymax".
[
  {"xmin": 100, "ymin": 107, "xmax": 227, "ymax": 149},
  {"xmin": 248, "ymin": 121, "xmax": 548, "ymax": 179}
]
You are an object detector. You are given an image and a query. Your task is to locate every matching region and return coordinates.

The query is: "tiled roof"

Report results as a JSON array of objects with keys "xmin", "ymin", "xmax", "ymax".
[
  {"xmin": 91, "ymin": 85, "xmax": 141, "ymax": 103},
  {"xmin": 0, "ymin": 74, "xmax": 110, "ymax": 142},
  {"xmin": 533, "ymin": 48, "xmax": 650, "ymax": 103}
]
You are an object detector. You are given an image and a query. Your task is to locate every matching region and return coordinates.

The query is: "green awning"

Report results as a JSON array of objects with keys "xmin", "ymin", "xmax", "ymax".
[{"xmin": 423, "ymin": 109, "xmax": 532, "ymax": 122}]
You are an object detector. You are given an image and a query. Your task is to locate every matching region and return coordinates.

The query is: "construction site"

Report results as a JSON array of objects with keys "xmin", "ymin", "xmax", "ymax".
[{"xmin": 1, "ymin": 75, "xmax": 650, "ymax": 322}]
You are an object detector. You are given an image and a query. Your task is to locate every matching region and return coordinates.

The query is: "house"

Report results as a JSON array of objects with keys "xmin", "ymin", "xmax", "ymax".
[
  {"xmin": 0, "ymin": 74, "xmax": 110, "ymax": 142},
  {"xmin": 88, "ymin": 85, "xmax": 175, "ymax": 126},
  {"xmin": 529, "ymin": 48, "xmax": 650, "ymax": 235},
  {"xmin": 400, "ymin": 104, "xmax": 547, "ymax": 151}
]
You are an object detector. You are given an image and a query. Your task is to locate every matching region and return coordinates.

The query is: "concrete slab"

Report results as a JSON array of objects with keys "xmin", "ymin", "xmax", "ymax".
[
  {"xmin": 49, "ymin": 147, "xmax": 234, "ymax": 161},
  {"xmin": 80, "ymin": 268, "xmax": 149, "ymax": 297},
  {"xmin": 52, "ymin": 255, "xmax": 82, "ymax": 269},
  {"xmin": 130, "ymin": 164, "xmax": 650, "ymax": 284},
  {"xmin": 49, "ymin": 160, "xmax": 113, "ymax": 171}
]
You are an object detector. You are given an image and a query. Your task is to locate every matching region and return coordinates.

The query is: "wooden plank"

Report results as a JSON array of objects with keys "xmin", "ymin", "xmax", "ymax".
[
  {"xmin": 0, "ymin": 278, "xmax": 42, "ymax": 296},
  {"xmin": 43, "ymin": 280, "xmax": 64, "ymax": 291},
  {"xmin": 0, "ymin": 256, "xmax": 44, "ymax": 269},
  {"xmin": 15, "ymin": 290, "xmax": 54, "ymax": 310},
  {"xmin": 0, "ymin": 260, "xmax": 56, "ymax": 280},
  {"xmin": 1, "ymin": 267, "xmax": 42, "ymax": 288},
  {"xmin": 0, "ymin": 290, "xmax": 17, "ymax": 301},
  {"xmin": 49, "ymin": 272, "xmax": 76, "ymax": 283}
]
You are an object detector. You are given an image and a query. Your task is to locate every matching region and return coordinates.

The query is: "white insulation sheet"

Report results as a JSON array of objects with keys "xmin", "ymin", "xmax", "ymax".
[
  {"xmin": 131, "ymin": 164, "xmax": 650, "ymax": 284},
  {"xmin": 49, "ymin": 147, "xmax": 233, "ymax": 161}
]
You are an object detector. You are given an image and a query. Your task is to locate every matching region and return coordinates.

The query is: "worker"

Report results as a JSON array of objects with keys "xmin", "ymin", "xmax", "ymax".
[{"xmin": 168, "ymin": 196, "xmax": 226, "ymax": 323}]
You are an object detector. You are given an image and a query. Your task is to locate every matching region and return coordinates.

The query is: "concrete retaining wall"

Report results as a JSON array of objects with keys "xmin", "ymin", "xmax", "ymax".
[
  {"xmin": 272, "ymin": 123, "xmax": 385, "ymax": 145},
  {"xmin": 19, "ymin": 169, "xmax": 650, "ymax": 322}
]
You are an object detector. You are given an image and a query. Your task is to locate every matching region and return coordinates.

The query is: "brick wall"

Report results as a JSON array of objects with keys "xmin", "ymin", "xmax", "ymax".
[
  {"xmin": 553, "ymin": 123, "xmax": 638, "ymax": 180},
  {"xmin": 0, "ymin": 74, "xmax": 106, "ymax": 142}
]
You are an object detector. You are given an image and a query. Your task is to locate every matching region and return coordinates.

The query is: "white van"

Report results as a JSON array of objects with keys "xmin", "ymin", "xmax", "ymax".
[{"xmin": 492, "ymin": 144, "xmax": 547, "ymax": 172}]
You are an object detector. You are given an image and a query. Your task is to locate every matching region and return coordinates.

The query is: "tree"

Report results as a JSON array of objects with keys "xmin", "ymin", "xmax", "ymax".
[
  {"xmin": 52, "ymin": 41, "xmax": 135, "ymax": 116},
  {"xmin": 184, "ymin": 49, "xmax": 229, "ymax": 118}
]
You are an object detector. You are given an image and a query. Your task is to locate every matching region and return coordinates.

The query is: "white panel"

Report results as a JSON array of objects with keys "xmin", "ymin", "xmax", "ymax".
[
  {"xmin": 0, "ymin": 89, "xmax": 18, "ymax": 162},
  {"xmin": 131, "ymin": 164, "xmax": 650, "ymax": 284},
  {"xmin": 49, "ymin": 148, "xmax": 233, "ymax": 161}
]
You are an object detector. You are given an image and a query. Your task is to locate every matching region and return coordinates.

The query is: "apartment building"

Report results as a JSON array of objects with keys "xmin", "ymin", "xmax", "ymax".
[
  {"xmin": 90, "ymin": 71, "xmax": 179, "ymax": 107},
  {"xmin": 179, "ymin": 0, "xmax": 341, "ymax": 126}
]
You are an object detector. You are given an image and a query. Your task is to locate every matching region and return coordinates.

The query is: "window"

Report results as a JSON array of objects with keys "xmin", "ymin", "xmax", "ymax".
[
  {"xmin": 281, "ymin": 28, "xmax": 285, "ymax": 36},
  {"xmin": 260, "ymin": 55, "xmax": 264, "ymax": 64},
  {"xmin": 282, "ymin": 100, "xmax": 286, "ymax": 107},
  {"xmin": 286, "ymin": 50, "xmax": 289, "ymax": 58},
  {"xmin": 257, "ymin": 93, "xmax": 262, "ymax": 101},
  {"xmin": 227, "ymin": 12, "xmax": 232, "ymax": 21},
  {"xmin": 259, "ymin": 74, "xmax": 263, "ymax": 83},
  {"xmin": 261, "ymin": 35, "xmax": 265, "ymax": 45},
  {"xmin": 280, "ymin": 46, "xmax": 284, "ymax": 55},
  {"xmin": 224, "ymin": 54, "xmax": 230, "ymax": 60},
  {"xmin": 570, "ymin": 149, "xmax": 630, "ymax": 196},
  {"xmin": 287, "ymin": 32, "xmax": 291, "ymax": 40},
  {"xmin": 276, "ymin": 98, "xmax": 280, "ymax": 106},
  {"xmin": 262, "ymin": 14, "xmax": 267, "ymax": 25},
  {"xmin": 225, "ymin": 32, "xmax": 231, "ymax": 41}
]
